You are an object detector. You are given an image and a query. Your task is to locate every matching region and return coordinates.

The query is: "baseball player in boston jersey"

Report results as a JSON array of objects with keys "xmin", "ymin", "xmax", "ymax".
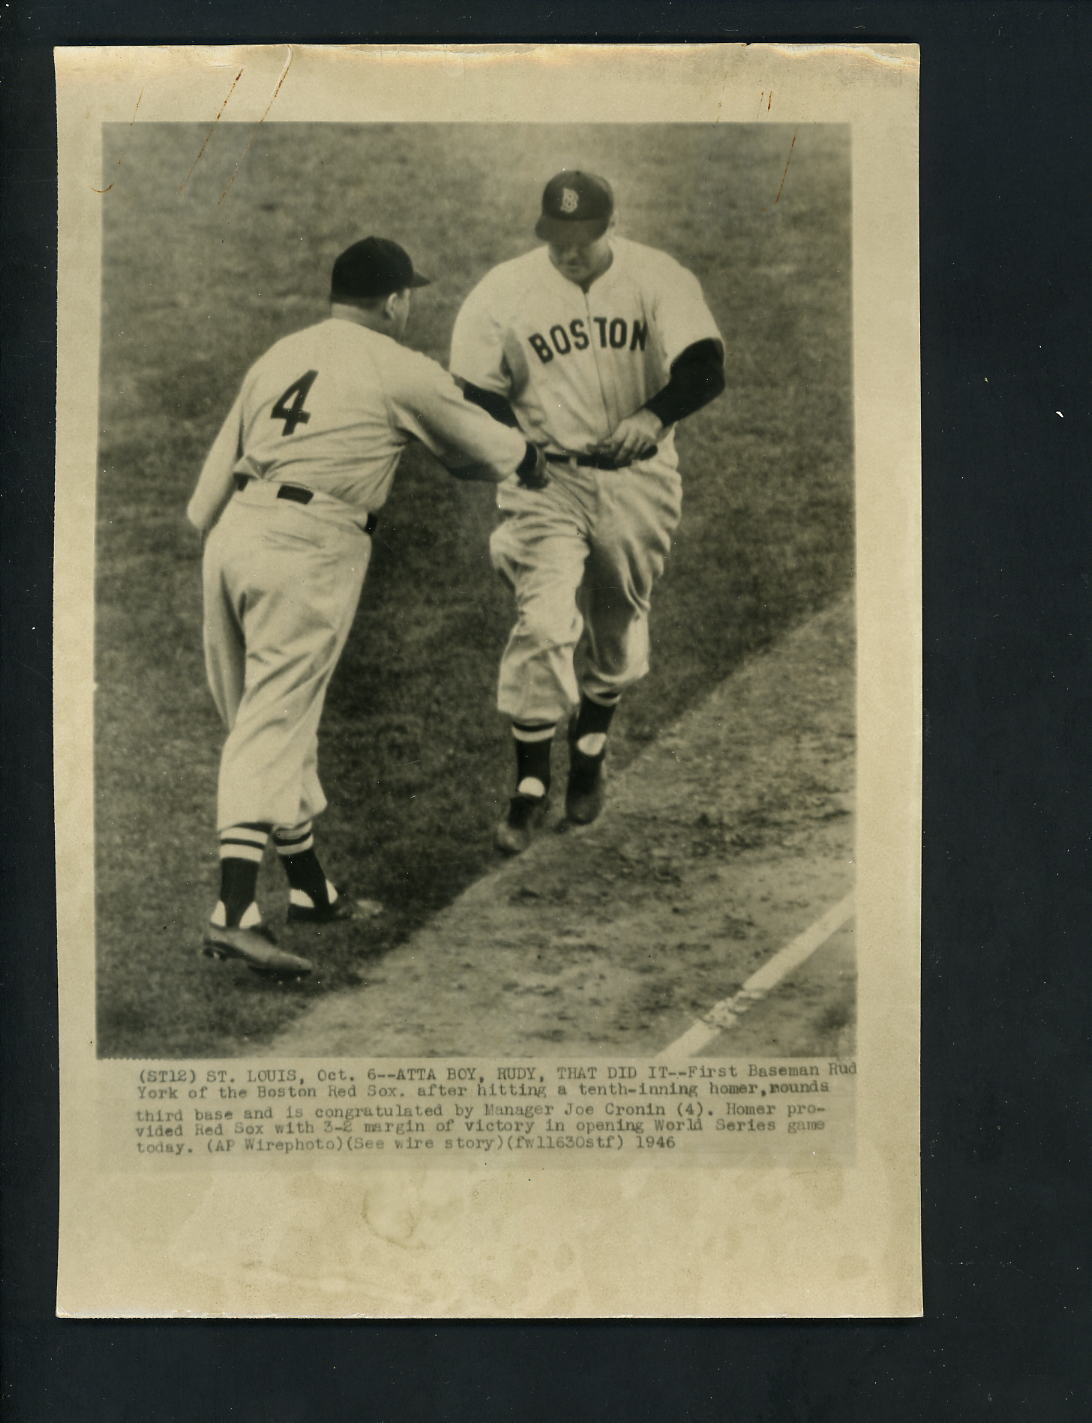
[
  {"xmin": 450, "ymin": 171, "xmax": 725, "ymax": 853},
  {"xmin": 187, "ymin": 237, "xmax": 548, "ymax": 976}
]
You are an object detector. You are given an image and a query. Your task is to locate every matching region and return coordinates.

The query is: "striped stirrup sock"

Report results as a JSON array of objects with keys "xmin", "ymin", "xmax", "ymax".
[
  {"xmin": 273, "ymin": 821, "xmax": 331, "ymax": 908},
  {"xmin": 573, "ymin": 689, "xmax": 620, "ymax": 757},
  {"xmin": 216, "ymin": 823, "xmax": 270, "ymax": 926},
  {"xmin": 512, "ymin": 720, "xmax": 556, "ymax": 797}
]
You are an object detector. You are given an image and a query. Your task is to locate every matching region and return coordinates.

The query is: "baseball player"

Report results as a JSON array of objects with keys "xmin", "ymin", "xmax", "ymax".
[
  {"xmin": 449, "ymin": 170, "xmax": 725, "ymax": 853},
  {"xmin": 187, "ymin": 236, "xmax": 548, "ymax": 976}
]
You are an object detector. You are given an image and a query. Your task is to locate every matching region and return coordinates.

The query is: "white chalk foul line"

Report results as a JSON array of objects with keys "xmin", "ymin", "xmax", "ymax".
[{"xmin": 654, "ymin": 891, "xmax": 855, "ymax": 1060}]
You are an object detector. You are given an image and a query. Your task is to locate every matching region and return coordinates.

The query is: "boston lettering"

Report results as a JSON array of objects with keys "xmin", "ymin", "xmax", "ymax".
[{"xmin": 528, "ymin": 316, "xmax": 649, "ymax": 363}]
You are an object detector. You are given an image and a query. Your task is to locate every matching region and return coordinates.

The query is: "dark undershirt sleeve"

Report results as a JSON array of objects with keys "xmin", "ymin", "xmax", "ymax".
[
  {"xmin": 644, "ymin": 338, "xmax": 726, "ymax": 426},
  {"xmin": 458, "ymin": 379, "xmax": 521, "ymax": 429},
  {"xmin": 452, "ymin": 378, "xmax": 537, "ymax": 478}
]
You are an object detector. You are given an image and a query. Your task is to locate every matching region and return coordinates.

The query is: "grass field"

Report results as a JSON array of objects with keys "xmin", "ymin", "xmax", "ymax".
[{"xmin": 94, "ymin": 122, "xmax": 853, "ymax": 1058}]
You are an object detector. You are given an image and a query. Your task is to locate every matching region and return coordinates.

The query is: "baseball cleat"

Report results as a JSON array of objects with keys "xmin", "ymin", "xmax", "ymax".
[
  {"xmin": 494, "ymin": 793, "xmax": 548, "ymax": 855},
  {"xmin": 287, "ymin": 892, "xmax": 383, "ymax": 925},
  {"xmin": 200, "ymin": 923, "xmax": 313, "ymax": 977},
  {"xmin": 566, "ymin": 743, "xmax": 607, "ymax": 825}
]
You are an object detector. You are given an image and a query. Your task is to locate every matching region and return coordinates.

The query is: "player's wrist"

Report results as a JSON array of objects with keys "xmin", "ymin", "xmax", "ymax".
[{"xmin": 638, "ymin": 405, "xmax": 669, "ymax": 439}]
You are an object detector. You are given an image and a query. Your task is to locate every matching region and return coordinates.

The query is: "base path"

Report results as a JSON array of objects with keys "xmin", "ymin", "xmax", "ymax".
[{"xmin": 271, "ymin": 592, "xmax": 856, "ymax": 1059}]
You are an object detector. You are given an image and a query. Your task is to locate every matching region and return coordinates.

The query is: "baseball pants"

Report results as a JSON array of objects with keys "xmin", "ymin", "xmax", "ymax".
[
  {"xmin": 202, "ymin": 487, "xmax": 370, "ymax": 832},
  {"xmin": 489, "ymin": 460, "xmax": 681, "ymax": 726}
]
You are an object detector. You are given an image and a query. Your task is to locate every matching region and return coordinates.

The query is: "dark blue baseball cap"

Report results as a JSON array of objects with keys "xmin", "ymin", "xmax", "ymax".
[
  {"xmin": 330, "ymin": 237, "xmax": 431, "ymax": 301},
  {"xmin": 535, "ymin": 171, "xmax": 614, "ymax": 244}
]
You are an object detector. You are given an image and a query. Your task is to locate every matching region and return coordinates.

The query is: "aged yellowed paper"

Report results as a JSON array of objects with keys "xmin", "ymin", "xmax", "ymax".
[{"xmin": 55, "ymin": 43, "xmax": 920, "ymax": 1317}]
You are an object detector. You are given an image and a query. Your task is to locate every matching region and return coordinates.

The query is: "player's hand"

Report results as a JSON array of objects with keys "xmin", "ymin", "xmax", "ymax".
[
  {"xmin": 594, "ymin": 409, "xmax": 664, "ymax": 466},
  {"xmin": 516, "ymin": 443, "xmax": 550, "ymax": 491}
]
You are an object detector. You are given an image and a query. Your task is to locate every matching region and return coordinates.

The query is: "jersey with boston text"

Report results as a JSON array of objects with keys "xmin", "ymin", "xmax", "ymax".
[{"xmin": 449, "ymin": 236, "xmax": 722, "ymax": 469}]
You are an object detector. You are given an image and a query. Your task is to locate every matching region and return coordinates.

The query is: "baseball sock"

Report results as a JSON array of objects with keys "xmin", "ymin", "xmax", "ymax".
[
  {"xmin": 573, "ymin": 690, "xmax": 619, "ymax": 758},
  {"xmin": 273, "ymin": 821, "xmax": 337, "ymax": 909},
  {"xmin": 512, "ymin": 720, "xmax": 556, "ymax": 798},
  {"xmin": 214, "ymin": 824, "xmax": 270, "ymax": 927}
]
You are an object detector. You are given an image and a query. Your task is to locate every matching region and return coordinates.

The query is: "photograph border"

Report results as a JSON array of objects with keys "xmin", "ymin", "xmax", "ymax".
[{"xmin": 54, "ymin": 43, "xmax": 919, "ymax": 1319}]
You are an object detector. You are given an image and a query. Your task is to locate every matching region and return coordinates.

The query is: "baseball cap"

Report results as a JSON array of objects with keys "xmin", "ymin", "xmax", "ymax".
[
  {"xmin": 330, "ymin": 237, "xmax": 431, "ymax": 301},
  {"xmin": 534, "ymin": 171, "xmax": 614, "ymax": 244}
]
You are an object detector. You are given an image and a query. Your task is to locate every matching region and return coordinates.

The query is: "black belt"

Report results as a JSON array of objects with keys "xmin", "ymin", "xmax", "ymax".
[
  {"xmin": 545, "ymin": 447, "xmax": 657, "ymax": 471},
  {"xmin": 234, "ymin": 474, "xmax": 378, "ymax": 534}
]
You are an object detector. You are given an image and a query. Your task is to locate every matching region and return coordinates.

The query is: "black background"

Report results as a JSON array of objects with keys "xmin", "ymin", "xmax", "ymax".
[{"xmin": 2, "ymin": 4, "xmax": 1088, "ymax": 1419}]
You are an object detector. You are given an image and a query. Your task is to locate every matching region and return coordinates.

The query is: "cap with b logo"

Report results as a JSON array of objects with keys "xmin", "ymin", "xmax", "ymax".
[
  {"xmin": 534, "ymin": 171, "xmax": 614, "ymax": 244},
  {"xmin": 330, "ymin": 237, "xmax": 431, "ymax": 302}
]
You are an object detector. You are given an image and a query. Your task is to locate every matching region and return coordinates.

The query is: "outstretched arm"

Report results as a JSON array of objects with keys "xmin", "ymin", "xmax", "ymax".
[
  {"xmin": 391, "ymin": 358, "xmax": 547, "ymax": 488},
  {"xmin": 449, "ymin": 439, "xmax": 549, "ymax": 490}
]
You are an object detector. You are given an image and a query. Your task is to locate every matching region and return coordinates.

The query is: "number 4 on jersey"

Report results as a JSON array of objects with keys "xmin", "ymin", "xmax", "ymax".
[{"xmin": 271, "ymin": 370, "xmax": 319, "ymax": 436}]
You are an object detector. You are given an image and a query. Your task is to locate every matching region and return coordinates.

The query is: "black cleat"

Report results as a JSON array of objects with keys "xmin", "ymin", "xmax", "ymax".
[
  {"xmin": 200, "ymin": 923, "xmax": 313, "ymax": 977},
  {"xmin": 494, "ymin": 794, "xmax": 548, "ymax": 855},
  {"xmin": 566, "ymin": 740, "xmax": 607, "ymax": 825}
]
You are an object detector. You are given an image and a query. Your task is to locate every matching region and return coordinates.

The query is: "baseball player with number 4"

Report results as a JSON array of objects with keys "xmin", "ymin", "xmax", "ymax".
[
  {"xmin": 187, "ymin": 236, "xmax": 549, "ymax": 976},
  {"xmin": 450, "ymin": 171, "xmax": 725, "ymax": 853}
]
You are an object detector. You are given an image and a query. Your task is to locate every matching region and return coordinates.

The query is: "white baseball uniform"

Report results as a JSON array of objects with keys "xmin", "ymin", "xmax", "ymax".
[
  {"xmin": 189, "ymin": 315, "xmax": 529, "ymax": 831},
  {"xmin": 449, "ymin": 235, "xmax": 723, "ymax": 724}
]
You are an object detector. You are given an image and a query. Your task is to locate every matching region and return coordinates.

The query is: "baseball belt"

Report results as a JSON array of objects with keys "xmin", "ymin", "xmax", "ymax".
[
  {"xmin": 234, "ymin": 473, "xmax": 378, "ymax": 535},
  {"xmin": 544, "ymin": 447, "xmax": 658, "ymax": 471}
]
